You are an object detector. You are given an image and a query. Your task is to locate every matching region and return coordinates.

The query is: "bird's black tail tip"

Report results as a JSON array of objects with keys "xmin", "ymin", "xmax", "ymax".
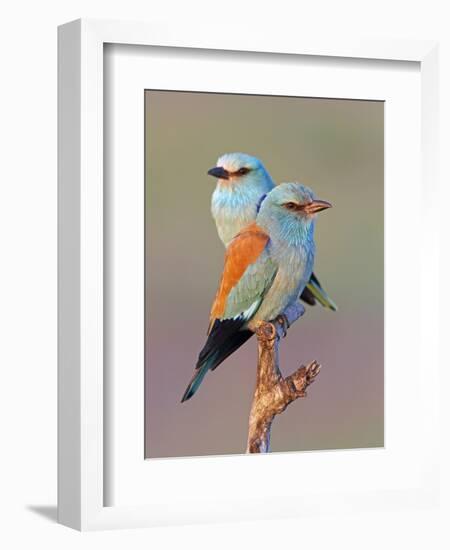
[
  {"xmin": 180, "ymin": 363, "xmax": 209, "ymax": 403},
  {"xmin": 180, "ymin": 387, "xmax": 194, "ymax": 403}
]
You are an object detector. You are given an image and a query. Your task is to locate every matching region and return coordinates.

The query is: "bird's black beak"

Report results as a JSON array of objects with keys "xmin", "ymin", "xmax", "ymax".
[
  {"xmin": 303, "ymin": 200, "xmax": 332, "ymax": 215},
  {"xmin": 207, "ymin": 166, "xmax": 230, "ymax": 180}
]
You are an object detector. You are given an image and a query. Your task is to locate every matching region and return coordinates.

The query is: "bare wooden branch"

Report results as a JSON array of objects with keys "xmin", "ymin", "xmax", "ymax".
[{"xmin": 246, "ymin": 302, "xmax": 321, "ymax": 453}]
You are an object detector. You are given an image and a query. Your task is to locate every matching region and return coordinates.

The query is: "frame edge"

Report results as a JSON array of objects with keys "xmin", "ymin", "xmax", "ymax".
[{"xmin": 57, "ymin": 19, "xmax": 82, "ymax": 531}]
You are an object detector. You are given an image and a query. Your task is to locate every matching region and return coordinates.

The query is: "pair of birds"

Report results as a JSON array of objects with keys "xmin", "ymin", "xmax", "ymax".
[{"xmin": 181, "ymin": 153, "xmax": 335, "ymax": 402}]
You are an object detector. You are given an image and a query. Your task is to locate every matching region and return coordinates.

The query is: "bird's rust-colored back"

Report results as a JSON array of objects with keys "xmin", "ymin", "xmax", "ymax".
[{"xmin": 209, "ymin": 222, "xmax": 269, "ymax": 331}]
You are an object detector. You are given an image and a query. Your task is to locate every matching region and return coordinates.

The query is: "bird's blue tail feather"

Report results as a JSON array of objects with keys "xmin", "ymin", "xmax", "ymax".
[{"xmin": 181, "ymin": 362, "xmax": 210, "ymax": 402}]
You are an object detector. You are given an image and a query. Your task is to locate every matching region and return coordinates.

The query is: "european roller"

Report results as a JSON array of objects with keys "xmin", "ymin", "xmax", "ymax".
[
  {"xmin": 181, "ymin": 182, "xmax": 332, "ymax": 402},
  {"xmin": 208, "ymin": 152, "xmax": 337, "ymax": 311}
]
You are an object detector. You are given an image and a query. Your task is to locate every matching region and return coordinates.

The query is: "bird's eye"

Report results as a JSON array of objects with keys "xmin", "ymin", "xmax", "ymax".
[
  {"xmin": 236, "ymin": 167, "xmax": 250, "ymax": 175},
  {"xmin": 284, "ymin": 202, "xmax": 298, "ymax": 210}
]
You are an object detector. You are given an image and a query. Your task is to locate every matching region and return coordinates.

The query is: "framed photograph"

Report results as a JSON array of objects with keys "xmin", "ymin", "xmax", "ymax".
[{"xmin": 58, "ymin": 18, "xmax": 439, "ymax": 530}]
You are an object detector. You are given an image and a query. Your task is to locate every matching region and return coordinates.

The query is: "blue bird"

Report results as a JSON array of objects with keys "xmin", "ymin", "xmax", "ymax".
[
  {"xmin": 181, "ymin": 182, "xmax": 332, "ymax": 402},
  {"xmin": 208, "ymin": 152, "xmax": 337, "ymax": 311}
]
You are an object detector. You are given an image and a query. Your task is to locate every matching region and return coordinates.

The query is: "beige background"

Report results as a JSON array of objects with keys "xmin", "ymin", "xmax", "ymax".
[{"xmin": 145, "ymin": 90, "xmax": 384, "ymax": 458}]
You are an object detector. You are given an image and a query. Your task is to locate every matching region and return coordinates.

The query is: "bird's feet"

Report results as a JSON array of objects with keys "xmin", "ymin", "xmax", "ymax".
[{"xmin": 275, "ymin": 313, "xmax": 290, "ymax": 338}]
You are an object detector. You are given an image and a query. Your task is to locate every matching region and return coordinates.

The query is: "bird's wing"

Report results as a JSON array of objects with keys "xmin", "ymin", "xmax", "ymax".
[
  {"xmin": 193, "ymin": 221, "xmax": 276, "ymax": 378},
  {"xmin": 181, "ymin": 223, "xmax": 277, "ymax": 402},
  {"xmin": 208, "ymin": 222, "xmax": 276, "ymax": 331},
  {"xmin": 299, "ymin": 285, "xmax": 317, "ymax": 306},
  {"xmin": 304, "ymin": 272, "xmax": 338, "ymax": 311}
]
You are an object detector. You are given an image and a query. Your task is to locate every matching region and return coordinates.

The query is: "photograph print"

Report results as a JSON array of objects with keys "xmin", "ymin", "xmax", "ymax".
[{"xmin": 144, "ymin": 90, "xmax": 384, "ymax": 458}]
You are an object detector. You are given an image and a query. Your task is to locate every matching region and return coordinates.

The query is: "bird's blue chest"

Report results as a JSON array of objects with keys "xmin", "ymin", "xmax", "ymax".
[
  {"xmin": 212, "ymin": 187, "xmax": 261, "ymax": 245},
  {"xmin": 271, "ymin": 241, "xmax": 313, "ymax": 288}
]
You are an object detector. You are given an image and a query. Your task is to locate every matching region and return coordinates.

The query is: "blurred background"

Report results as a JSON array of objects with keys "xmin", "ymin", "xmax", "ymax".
[{"xmin": 145, "ymin": 90, "xmax": 384, "ymax": 458}]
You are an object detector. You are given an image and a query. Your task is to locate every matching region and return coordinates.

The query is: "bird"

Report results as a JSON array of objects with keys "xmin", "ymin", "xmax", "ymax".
[
  {"xmin": 208, "ymin": 152, "xmax": 337, "ymax": 311},
  {"xmin": 181, "ymin": 182, "xmax": 332, "ymax": 402}
]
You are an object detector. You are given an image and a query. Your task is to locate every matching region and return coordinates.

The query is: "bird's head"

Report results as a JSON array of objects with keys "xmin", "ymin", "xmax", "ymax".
[
  {"xmin": 207, "ymin": 153, "xmax": 274, "ymax": 191},
  {"xmin": 257, "ymin": 182, "xmax": 332, "ymax": 244},
  {"xmin": 261, "ymin": 182, "xmax": 332, "ymax": 219}
]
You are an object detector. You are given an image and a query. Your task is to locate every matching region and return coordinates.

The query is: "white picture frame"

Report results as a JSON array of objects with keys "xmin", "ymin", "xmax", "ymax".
[{"xmin": 58, "ymin": 18, "xmax": 439, "ymax": 530}]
